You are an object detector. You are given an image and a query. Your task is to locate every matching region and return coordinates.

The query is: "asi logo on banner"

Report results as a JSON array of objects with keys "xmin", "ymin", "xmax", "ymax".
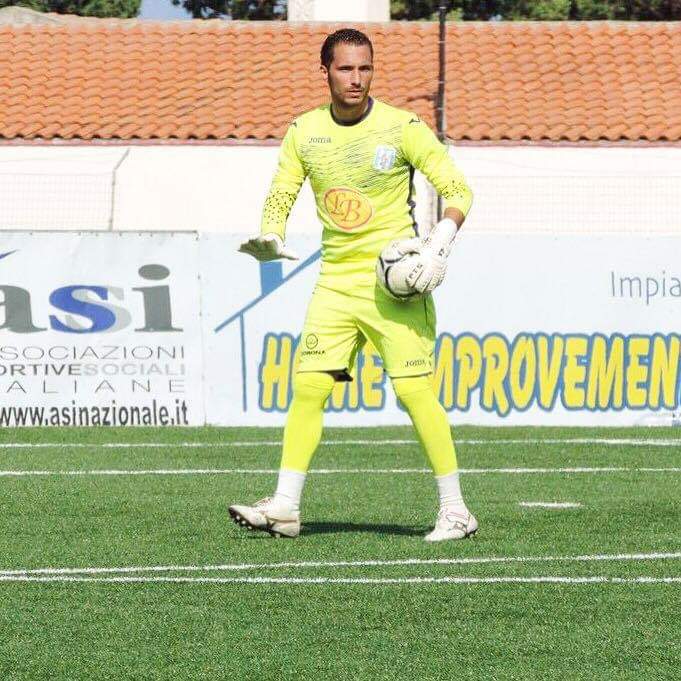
[{"xmin": 0, "ymin": 253, "xmax": 180, "ymax": 335}]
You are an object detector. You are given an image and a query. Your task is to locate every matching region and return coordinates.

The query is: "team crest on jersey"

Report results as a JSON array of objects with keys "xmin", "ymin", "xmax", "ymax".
[
  {"xmin": 372, "ymin": 145, "xmax": 397, "ymax": 172},
  {"xmin": 324, "ymin": 187, "xmax": 373, "ymax": 230}
]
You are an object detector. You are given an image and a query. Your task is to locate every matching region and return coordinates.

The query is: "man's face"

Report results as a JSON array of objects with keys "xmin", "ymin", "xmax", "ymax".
[{"xmin": 322, "ymin": 43, "xmax": 374, "ymax": 108}]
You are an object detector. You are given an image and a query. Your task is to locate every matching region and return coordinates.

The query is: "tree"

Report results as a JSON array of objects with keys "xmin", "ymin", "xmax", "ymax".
[
  {"xmin": 5, "ymin": 0, "xmax": 677, "ymax": 22},
  {"xmin": 391, "ymin": 0, "xmax": 461, "ymax": 19},
  {"xmin": 389, "ymin": 0, "xmax": 681, "ymax": 21},
  {"xmin": 166, "ymin": 0, "xmax": 681, "ymax": 22},
  {"xmin": 170, "ymin": 0, "xmax": 285, "ymax": 19},
  {"xmin": 0, "ymin": 0, "xmax": 140, "ymax": 17},
  {"xmin": 0, "ymin": 0, "xmax": 285, "ymax": 18}
]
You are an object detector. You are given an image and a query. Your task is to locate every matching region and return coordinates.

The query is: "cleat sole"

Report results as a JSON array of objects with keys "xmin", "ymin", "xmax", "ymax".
[{"xmin": 228, "ymin": 506, "xmax": 297, "ymax": 538}]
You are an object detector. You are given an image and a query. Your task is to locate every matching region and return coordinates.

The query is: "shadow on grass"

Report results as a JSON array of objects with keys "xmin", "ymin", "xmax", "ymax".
[{"xmin": 302, "ymin": 522, "xmax": 426, "ymax": 537}]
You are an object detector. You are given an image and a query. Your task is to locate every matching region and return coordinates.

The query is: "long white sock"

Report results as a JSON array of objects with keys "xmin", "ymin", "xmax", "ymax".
[
  {"xmin": 435, "ymin": 471, "xmax": 465, "ymax": 510},
  {"xmin": 272, "ymin": 468, "xmax": 306, "ymax": 513}
]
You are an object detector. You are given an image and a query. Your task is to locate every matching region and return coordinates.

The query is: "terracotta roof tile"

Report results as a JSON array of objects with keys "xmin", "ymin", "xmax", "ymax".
[{"xmin": 0, "ymin": 20, "xmax": 680, "ymax": 141}]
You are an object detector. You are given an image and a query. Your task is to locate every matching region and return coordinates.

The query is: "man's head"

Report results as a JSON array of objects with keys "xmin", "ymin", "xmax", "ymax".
[{"xmin": 320, "ymin": 29, "xmax": 374, "ymax": 111}]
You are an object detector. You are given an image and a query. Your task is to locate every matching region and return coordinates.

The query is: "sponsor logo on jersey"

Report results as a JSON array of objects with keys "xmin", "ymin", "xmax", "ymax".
[
  {"xmin": 308, "ymin": 136, "xmax": 332, "ymax": 143},
  {"xmin": 372, "ymin": 145, "xmax": 397, "ymax": 171},
  {"xmin": 305, "ymin": 333, "xmax": 319, "ymax": 349},
  {"xmin": 323, "ymin": 187, "xmax": 373, "ymax": 230}
]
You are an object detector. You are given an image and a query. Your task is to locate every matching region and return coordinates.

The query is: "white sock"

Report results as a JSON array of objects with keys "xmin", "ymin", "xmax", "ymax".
[
  {"xmin": 435, "ymin": 471, "xmax": 465, "ymax": 510},
  {"xmin": 272, "ymin": 468, "xmax": 306, "ymax": 513}
]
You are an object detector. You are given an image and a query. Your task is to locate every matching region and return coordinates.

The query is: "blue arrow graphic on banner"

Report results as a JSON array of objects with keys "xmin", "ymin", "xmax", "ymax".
[
  {"xmin": 259, "ymin": 261, "xmax": 283, "ymax": 295},
  {"xmin": 0, "ymin": 250, "xmax": 17, "ymax": 262},
  {"xmin": 215, "ymin": 250, "xmax": 321, "ymax": 333},
  {"xmin": 214, "ymin": 250, "xmax": 321, "ymax": 412}
]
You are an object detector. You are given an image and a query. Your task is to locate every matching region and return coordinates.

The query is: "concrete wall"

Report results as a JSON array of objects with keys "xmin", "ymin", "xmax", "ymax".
[{"xmin": 0, "ymin": 144, "xmax": 679, "ymax": 234}]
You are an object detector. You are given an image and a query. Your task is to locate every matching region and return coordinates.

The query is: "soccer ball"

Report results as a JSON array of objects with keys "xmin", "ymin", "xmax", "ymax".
[{"xmin": 375, "ymin": 241, "xmax": 424, "ymax": 301}]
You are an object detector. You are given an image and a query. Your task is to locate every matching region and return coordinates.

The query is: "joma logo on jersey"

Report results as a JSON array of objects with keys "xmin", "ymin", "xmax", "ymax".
[
  {"xmin": 372, "ymin": 145, "xmax": 397, "ymax": 171},
  {"xmin": 308, "ymin": 136, "xmax": 331, "ymax": 143},
  {"xmin": 324, "ymin": 188, "xmax": 373, "ymax": 230}
]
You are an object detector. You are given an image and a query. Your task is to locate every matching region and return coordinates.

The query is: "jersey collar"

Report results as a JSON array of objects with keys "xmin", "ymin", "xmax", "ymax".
[{"xmin": 330, "ymin": 97, "xmax": 374, "ymax": 127}]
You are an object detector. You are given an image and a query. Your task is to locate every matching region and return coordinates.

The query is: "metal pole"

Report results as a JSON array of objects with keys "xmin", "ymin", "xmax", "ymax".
[
  {"xmin": 108, "ymin": 147, "xmax": 130, "ymax": 231},
  {"xmin": 436, "ymin": 1, "xmax": 447, "ymax": 221}
]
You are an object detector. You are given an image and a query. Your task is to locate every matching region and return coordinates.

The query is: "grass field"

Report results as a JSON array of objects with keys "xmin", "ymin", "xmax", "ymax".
[{"xmin": 1, "ymin": 425, "xmax": 680, "ymax": 680}]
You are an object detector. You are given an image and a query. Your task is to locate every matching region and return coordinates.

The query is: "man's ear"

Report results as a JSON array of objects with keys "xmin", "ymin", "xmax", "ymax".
[{"xmin": 320, "ymin": 64, "xmax": 328, "ymax": 83}]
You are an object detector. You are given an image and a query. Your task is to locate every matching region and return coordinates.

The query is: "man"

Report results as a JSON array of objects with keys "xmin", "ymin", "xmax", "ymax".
[{"xmin": 230, "ymin": 28, "xmax": 476, "ymax": 542}]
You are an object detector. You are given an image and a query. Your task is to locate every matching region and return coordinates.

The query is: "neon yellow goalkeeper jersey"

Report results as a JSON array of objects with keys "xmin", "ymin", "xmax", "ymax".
[{"xmin": 260, "ymin": 97, "xmax": 473, "ymax": 292}]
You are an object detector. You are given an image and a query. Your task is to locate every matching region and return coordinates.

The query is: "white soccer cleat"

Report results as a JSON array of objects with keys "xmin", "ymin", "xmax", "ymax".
[
  {"xmin": 424, "ymin": 507, "xmax": 478, "ymax": 542},
  {"xmin": 228, "ymin": 497, "xmax": 301, "ymax": 538}
]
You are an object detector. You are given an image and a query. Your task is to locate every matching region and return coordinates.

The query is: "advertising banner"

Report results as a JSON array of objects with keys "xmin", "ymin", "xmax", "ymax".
[
  {"xmin": 3, "ymin": 231, "xmax": 678, "ymax": 427},
  {"xmin": 202, "ymin": 233, "xmax": 681, "ymax": 427},
  {"xmin": 0, "ymin": 232, "xmax": 204, "ymax": 426}
]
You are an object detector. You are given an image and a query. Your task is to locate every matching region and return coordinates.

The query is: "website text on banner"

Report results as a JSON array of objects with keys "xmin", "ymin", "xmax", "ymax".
[{"xmin": 0, "ymin": 232, "xmax": 205, "ymax": 427}]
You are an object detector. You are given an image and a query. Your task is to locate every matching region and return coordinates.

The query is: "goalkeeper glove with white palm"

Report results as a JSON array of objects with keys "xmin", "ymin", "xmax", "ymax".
[{"xmin": 407, "ymin": 218, "xmax": 459, "ymax": 294}]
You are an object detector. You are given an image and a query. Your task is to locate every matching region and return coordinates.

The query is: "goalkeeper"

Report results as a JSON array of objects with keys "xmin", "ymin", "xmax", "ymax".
[{"xmin": 230, "ymin": 28, "xmax": 475, "ymax": 542}]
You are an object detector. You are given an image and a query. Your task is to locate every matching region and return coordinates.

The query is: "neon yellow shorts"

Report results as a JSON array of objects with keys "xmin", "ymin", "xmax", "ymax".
[{"xmin": 296, "ymin": 283, "xmax": 436, "ymax": 379}]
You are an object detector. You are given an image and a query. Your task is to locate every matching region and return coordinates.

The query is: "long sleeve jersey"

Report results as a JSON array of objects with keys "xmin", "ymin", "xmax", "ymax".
[{"xmin": 260, "ymin": 97, "xmax": 473, "ymax": 293}]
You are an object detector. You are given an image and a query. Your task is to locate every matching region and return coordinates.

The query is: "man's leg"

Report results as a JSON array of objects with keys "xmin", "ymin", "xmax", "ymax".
[
  {"xmin": 229, "ymin": 370, "xmax": 335, "ymax": 537},
  {"xmin": 230, "ymin": 284, "xmax": 361, "ymax": 536},
  {"xmin": 391, "ymin": 374, "xmax": 477, "ymax": 541},
  {"xmin": 272, "ymin": 371, "xmax": 336, "ymax": 510},
  {"xmin": 360, "ymin": 289, "xmax": 477, "ymax": 541}
]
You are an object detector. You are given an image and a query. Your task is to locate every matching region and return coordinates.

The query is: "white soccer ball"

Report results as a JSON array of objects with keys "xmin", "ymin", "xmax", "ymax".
[{"xmin": 375, "ymin": 241, "xmax": 424, "ymax": 301}]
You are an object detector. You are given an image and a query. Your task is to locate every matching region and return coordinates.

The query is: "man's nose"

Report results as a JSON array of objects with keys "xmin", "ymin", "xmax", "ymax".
[{"xmin": 350, "ymin": 69, "xmax": 361, "ymax": 84}]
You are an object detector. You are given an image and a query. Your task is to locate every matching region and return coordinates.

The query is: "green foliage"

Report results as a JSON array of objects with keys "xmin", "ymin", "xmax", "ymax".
[
  {"xmin": 576, "ymin": 0, "xmax": 681, "ymax": 20},
  {"xmin": 0, "ymin": 0, "xmax": 285, "ymax": 18},
  {"xmin": 499, "ymin": 0, "xmax": 573, "ymax": 20},
  {"xmin": 389, "ymin": 0, "xmax": 681, "ymax": 20},
  {"xmin": 170, "ymin": 0, "xmax": 285, "ymax": 19},
  {"xmin": 3, "ymin": 0, "xmax": 678, "ymax": 27},
  {"xmin": 391, "ymin": 0, "xmax": 461, "ymax": 20},
  {"xmin": 0, "ymin": 0, "xmax": 140, "ymax": 17}
]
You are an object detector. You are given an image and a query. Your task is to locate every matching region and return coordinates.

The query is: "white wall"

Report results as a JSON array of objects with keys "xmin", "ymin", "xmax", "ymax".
[
  {"xmin": 0, "ymin": 147, "xmax": 125, "ymax": 231},
  {"xmin": 0, "ymin": 144, "xmax": 679, "ymax": 235},
  {"xmin": 288, "ymin": 0, "xmax": 390, "ymax": 22},
  {"xmin": 458, "ymin": 146, "xmax": 681, "ymax": 234}
]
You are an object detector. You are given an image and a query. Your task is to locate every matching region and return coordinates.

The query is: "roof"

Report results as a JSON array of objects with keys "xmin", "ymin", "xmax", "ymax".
[{"xmin": 1, "ymin": 18, "xmax": 680, "ymax": 142}]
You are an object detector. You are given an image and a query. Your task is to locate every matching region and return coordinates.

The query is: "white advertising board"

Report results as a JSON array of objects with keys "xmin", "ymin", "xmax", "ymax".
[
  {"xmin": 3, "ymin": 231, "xmax": 679, "ymax": 427},
  {"xmin": 0, "ymin": 232, "xmax": 205, "ymax": 426},
  {"xmin": 202, "ymin": 232, "xmax": 681, "ymax": 427}
]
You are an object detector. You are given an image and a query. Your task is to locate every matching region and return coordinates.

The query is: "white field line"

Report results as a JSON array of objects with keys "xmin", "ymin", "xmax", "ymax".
[
  {"xmin": 519, "ymin": 502, "xmax": 583, "ymax": 508},
  {"xmin": 1, "ymin": 437, "xmax": 681, "ymax": 449},
  {"xmin": 3, "ymin": 551, "xmax": 680, "ymax": 577},
  {"xmin": 2, "ymin": 466, "xmax": 681, "ymax": 478},
  {"xmin": 1, "ymin": 574, "xmax": 680, "ymax": 585}
]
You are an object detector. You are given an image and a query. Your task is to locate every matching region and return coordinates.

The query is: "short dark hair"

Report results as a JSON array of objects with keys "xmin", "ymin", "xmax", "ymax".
[{"xmin": 320, "ymin": 29, "xmax": 373, "ymax": 68}]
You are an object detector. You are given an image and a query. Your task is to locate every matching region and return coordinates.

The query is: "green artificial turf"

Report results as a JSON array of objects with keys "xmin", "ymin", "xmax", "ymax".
[{"xmin": 1, "ymin": 426, "xmax": 680, "ymax": 680}]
